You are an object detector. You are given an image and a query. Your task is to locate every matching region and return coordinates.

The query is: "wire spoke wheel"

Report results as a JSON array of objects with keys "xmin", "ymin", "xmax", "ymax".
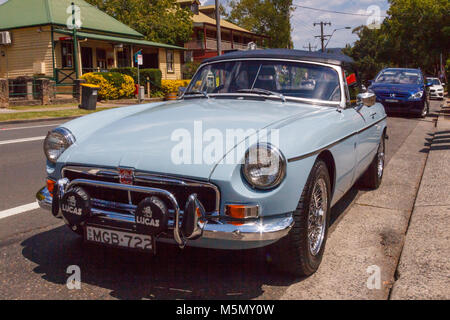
[{"xmin": 307, "ymin": 178, "xmax": 328, "ymax": 256}]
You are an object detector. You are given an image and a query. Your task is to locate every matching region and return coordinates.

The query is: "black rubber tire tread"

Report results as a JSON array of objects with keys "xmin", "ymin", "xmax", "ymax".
[
  {"xmin": 269, "ymin": 159, "xmax": 331, "ymax": 277},
  {"xmin": 359, "ymin": 134, "xmax": 385, "ymax": 190}
]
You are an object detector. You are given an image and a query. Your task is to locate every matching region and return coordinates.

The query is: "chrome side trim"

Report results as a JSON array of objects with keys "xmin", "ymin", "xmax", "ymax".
[
  {"xmin": 288, "ymin": 116, "xmax": 387, "ymax": 162},
  {"xmin": 61, "ymin": 166, "xmax": 221, "ymax": 212}
]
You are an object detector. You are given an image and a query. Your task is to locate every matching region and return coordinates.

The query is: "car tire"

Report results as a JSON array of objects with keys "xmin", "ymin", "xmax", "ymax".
[
  {"xmin": 359, "ymin": 133, "xmax": 385, "ymax": 189},
  {"xmin": 268, "ymin": 159, "xmax": 331, "ymax": 277},
  {"xmin": 419, "ymin": 100, "xmax": 429, "ymax": 118}
]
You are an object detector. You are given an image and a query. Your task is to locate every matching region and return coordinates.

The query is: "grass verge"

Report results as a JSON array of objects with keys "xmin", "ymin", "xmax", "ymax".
[
  {"xmin": 0, "ymin": 107, "xmax": 116, "ymax": 123},
  {"xmin": 8, "ymin": 104, "xmax": 79, "ymax": 111}
]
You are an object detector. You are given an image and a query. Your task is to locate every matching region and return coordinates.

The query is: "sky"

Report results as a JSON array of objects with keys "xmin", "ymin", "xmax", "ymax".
[{"xmin": 201, "ymin": 0, "xmax": 390, "ymax": 50}]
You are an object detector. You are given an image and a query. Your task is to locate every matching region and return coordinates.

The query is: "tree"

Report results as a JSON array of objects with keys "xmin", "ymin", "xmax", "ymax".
[
  {"xmin": 226, "ymin": 0, "xmax": 294, "ymax": 48},
  {"xmin": 345, "ymin": 0, "xmax": 450, "ymax": 79},
  {"xmin": 85, "ymin": 0, "xmax": 193, "ymax": 45}
]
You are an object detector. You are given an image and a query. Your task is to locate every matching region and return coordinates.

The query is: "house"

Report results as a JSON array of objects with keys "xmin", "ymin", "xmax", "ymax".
[
  {"xmin": 177, "ymin": 0, "xmax": 267, "ymax": 62},
  {"xmin": 0, "ymin": 0, "xmax": 185, "ymax": 86}
]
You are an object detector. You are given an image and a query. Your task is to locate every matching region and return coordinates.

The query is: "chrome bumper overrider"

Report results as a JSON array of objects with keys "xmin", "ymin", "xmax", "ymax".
[{"xmin": 36, "ymin": 181, "xmax": 293, "ymax": 246}]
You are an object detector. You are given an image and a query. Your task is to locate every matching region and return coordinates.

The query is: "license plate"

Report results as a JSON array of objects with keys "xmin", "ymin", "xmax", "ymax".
[
  {"xmin": 385, "ymin": 99, "xmax": 398, "ymax": 103},
  {"xmin": 85, "ymin": 226, "xmax": 154, "ymax": 252}
]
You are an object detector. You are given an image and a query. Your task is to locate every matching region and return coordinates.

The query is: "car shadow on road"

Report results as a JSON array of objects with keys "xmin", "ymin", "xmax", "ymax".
[{"xmin": 20, "ymin": 226, "xmax": 298, "ymax": 300}]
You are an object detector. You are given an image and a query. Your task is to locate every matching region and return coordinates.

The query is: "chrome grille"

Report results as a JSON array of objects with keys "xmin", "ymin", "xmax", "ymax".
[{"xmin": 62, "ymin": 166, "xmax": 220, "ymax": 216}]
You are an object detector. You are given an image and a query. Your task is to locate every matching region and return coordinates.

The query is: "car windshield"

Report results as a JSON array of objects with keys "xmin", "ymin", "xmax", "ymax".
[
  {"xmin": 375, "ymin": 69, "xmax": 422, "ymax": 85},
  {"xmin": 185, "ymin": 60, "xmax": 342, "ymax": 102},
  {"xmin": 431, "ymin": 79, "xmax": 441, "ymax": 85}
]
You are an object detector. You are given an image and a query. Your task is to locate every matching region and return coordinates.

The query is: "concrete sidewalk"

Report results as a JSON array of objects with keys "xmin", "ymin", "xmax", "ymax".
[{"xmin": 390, "ymin": 99, "xmax": 450, "ymax": 299}]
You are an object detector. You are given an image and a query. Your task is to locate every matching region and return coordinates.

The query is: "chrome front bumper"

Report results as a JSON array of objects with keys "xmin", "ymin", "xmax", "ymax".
[{"xmin": 36, "ymin": 184, "xmax": 293, "ymax": 245}]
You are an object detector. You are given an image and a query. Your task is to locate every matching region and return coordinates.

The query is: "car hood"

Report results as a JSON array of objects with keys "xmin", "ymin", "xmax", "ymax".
[
  {"xmin": 60, "ymin": 99, "xmax": 329, "ymax": 180},
  {"xmin": 369, "ymin": 82, "xmax": 422, "ymax": 94}
]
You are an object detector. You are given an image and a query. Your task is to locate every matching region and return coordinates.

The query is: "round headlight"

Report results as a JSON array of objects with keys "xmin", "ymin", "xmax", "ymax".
[
  {"xmin": 242, "ymin": 143, "xmax": 286, "ymax": 190},
  {"xmin": 44, "ymin": 127, "xmax": 75, "ymax": 163}
]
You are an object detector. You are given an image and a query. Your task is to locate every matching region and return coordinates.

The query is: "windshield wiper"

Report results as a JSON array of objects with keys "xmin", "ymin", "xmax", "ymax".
[
  {"xmin": 237, "ymin": 88, "xmax": 286, "ymax": 102},
  {"xmin": 184, "ymin": 90, "xmax": 210, "ymax": 99}
]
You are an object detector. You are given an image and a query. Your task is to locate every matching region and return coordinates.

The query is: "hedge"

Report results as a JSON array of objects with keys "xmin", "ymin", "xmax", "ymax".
[
  {"xmin": 110, "ymin": 67, "xmax": 162, "ymax": 89},
  {"xmin": 161, "ymin": 79, "xmax": 191, "ymax": 95},
  {"xmin": 81, "ymin": 72, "xmax": 135, "ymax": 100}
]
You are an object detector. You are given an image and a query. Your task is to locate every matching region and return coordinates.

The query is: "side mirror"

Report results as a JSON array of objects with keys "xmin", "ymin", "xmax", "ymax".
[
  {"xmin": 357, "ymin": 92, "xmax": 376, "ymax": 107},
  {"xmin": 367, "ymin": 80, "xmax": 373, "ymax": 86}
]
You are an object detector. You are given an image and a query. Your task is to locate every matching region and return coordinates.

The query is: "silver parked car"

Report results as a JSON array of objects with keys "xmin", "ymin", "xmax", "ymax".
[{"xmin": 37, "ymin": 50, "xmax": 387, "ymax": 276}]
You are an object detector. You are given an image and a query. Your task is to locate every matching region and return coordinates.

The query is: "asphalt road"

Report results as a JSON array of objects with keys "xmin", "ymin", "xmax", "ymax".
[{"xmin": 0, "ymin": 101, "xmax": 442, "ymax": 299}]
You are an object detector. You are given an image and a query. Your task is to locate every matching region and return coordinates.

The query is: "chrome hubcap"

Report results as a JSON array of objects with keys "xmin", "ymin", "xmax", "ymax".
[
  {"xmin": 377, "ymin": 141, "xmax": 385, "ymax": 179},
  {"xmin": 308, "ymin": 178, "xmax": 328, "ymax": 256}
]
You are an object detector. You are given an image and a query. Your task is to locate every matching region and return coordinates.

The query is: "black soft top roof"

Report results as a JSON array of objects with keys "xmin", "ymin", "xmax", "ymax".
[{"xmin": 202, "ymin": 49, "xmax": 354, "ymax": 66}]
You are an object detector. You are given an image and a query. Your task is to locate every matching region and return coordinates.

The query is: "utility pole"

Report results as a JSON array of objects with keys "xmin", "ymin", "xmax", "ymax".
[
  {"xmin": 215, "ymin": 0, "xmax": 222, "ymax": 56},
  {"xmin": 72, "ymin": 2, "xmax": 79, "ymax": 79},
  {"xmin": 303, "ymin": 42, "xmax": 317, "ymax": 52},
  {"xmin": 314, "ymin": 22, "xmax": 331, "ymax": 52}
]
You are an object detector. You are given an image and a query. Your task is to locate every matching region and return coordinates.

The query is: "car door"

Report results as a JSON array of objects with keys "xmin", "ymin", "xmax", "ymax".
[{"xmin": 343, "ymin": 69, "xmax": 382, "ymax": 182}]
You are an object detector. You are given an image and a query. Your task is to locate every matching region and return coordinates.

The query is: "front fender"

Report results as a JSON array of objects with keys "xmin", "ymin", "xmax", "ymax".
[{"xmin": 209, "ymin": 155, "xmax": 317, "ymax": 217}]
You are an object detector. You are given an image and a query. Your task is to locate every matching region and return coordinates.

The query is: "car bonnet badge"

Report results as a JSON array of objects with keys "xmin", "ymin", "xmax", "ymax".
[{"xmin": 119, "ymin": 168, "xmax": 134, "ymax": 185}]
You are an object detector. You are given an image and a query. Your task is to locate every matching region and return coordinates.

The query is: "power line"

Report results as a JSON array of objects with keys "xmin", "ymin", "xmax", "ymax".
[{"xmin": 293, "ymin": 3, "xmax": 388, "ymax": 18}]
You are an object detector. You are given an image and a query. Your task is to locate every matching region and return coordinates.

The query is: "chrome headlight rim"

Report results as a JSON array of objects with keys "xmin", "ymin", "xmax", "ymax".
[
  {"xmin": 44, "ymin": 127, "xmax": 76, "ymax": 164},
  {"xmin": 241, "ymin": 143, "xmax": 287, "ymax": 191}
]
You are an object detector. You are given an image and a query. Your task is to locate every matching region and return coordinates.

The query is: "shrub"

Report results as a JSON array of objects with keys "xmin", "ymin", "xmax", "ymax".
[
  {"xmin": 81, "ymin": 72, "xmax": 135, "ymax": 100},
  {"xmin": 111, "ymin": 67, "xmax": 162, "ymax": 90},
  {"xmin": 161, "ymin": 79, "xmax": 190, "ymax": 95},
  {"xmin": 182, "ymin": 61, "xmax": 201, "ymax": 79}
]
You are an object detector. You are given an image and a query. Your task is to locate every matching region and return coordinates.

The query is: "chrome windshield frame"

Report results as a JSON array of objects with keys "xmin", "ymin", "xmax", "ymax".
[{"xmin": 182, "ymin": 58, "xmax": 347, "ymax": 109}]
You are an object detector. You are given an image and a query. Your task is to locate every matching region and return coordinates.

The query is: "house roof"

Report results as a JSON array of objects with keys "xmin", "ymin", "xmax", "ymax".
[
  {"xmin": 203, "ymin": 49, "xmax": 354, "ymax": 66},
  {"xmin": 0, "ymin": 0, "xmax": 142, "ymax": 37},
  {"xmin": 55, "ymin": 29, "xmax": 185, "ymax": 50},
  {"xmin": 175, "ymin": 0, "xmax": 258, "ymax": 35},
  {"xmin": 193, "ymin": 10, "xmax": 253, "ymax": 34}
]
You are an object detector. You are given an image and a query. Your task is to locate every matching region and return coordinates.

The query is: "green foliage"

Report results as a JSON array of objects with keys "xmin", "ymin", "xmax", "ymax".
[
  {"xmin": 111, "ymin": 67, "xmax": 162, "ymax": 89},
  {"xmin": 85, "ymin": 0, "xmax": 193, "ymax": 45},
  {"xmin": 81, "ymin": 72, "xmax": 135, "ymax": 100},
  {"xmin": 182, "ymin": 61, "xmax": 201, "ymax": 79},
  {"xmin": 345, "ymin": 0, "xmax": 449, "ymax": 82},
  {"xmin": 226, "ymin": 0, "xmax": 294, "ymax": 48}
]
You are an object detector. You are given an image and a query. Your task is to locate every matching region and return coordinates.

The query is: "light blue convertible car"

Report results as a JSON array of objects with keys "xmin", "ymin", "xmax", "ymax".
[{"xmin": 37, "ymin": 50, "xmax": 387, "ymax": 276}]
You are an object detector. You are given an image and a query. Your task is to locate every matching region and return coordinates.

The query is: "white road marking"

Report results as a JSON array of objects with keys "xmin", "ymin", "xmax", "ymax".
[
  {"xmin": 0, "ymin": 123, "xmax": 59, "ymax": 131},
  {"xmin": 0, "ymin": 136, "xmax": 45, "ymax": 145},
  {"xmin": 0, "ymin": 202, "xmax": 40, "ymax": 220}
]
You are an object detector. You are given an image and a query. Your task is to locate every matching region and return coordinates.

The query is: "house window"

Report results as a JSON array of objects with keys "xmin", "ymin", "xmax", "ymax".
[
  {"xmin": 166, "ymin": 50, "xmax": 174, "ymax": 73},
  {"xmin": 61, "ymin": 41, "xmax": 74, "ymax": 68},
  {"xmin": 117, "ymin": 45, "xmax": 131, "ymax": 68}
]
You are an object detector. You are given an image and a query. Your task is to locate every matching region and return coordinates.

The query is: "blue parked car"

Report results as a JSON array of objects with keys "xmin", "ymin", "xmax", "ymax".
[
  {"xmin": 369, "ymin": 68, "xmax": 432, "ymax": 117},
  {"xmin": 36, "ymin": 50, "xmax": 387, "ymax": 276}
]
